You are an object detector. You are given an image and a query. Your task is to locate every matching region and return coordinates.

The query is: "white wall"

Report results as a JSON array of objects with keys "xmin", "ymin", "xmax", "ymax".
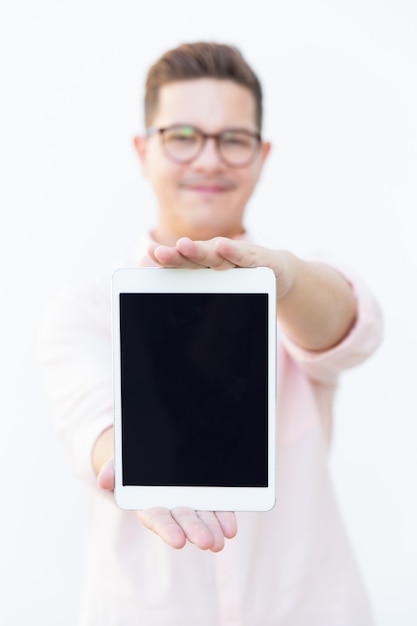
[{"xmin": 0, "ymin": 0, "xmax": 416, "ymax": 624}]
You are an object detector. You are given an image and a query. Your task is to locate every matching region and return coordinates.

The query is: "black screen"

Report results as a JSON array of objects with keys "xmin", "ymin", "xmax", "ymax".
[{"xmin": 120, "ymin": 293, "xmax": 268, "ymax": 487}]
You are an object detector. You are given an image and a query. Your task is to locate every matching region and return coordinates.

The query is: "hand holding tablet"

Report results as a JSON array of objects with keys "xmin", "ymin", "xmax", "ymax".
[
  {"xmin": 97, "ymin": 456, "xmax": 238, "ymax": 551},
  {"xmin": 112, "ymin": 266, "xmax": 277, "ymax": 512},
  {"xmin": 146, "ymin": 237, "xmax": 293, "ymax": 300}
]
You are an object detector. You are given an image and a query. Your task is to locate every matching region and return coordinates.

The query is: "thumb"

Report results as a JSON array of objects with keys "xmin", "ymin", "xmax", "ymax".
[{"xmin": 97, "ymin": 458, "xmax": 115, "ymax": 491}]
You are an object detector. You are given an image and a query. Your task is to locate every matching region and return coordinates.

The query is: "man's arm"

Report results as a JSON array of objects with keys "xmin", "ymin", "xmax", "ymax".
[
  {"xmin": 146, "ymin": 237, "xmax": 357, "ymax": 352},
  {"xmin": 92, "ymin": 427, "xmax": 237, "ymax": 552}
]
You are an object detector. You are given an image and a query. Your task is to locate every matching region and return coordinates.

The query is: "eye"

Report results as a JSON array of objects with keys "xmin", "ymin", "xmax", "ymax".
[
  {"xmin": 221, "ymin": 132, "xmax": 252, "ymax": 147},
  {"xmin": 166, "ymin": 126, "xmax": 198, "ymax": 142}
]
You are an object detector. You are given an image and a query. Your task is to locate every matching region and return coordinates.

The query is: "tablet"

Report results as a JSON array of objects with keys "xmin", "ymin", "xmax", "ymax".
[{"xmin": 112, "ymin": 267, "xmax": 276, "ymax": 511}]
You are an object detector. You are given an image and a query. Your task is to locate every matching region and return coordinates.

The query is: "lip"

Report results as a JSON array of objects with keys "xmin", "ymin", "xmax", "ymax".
[
  {"xmin": 186, "ymin": 185, "xmax": 230, "ymax": 193},
  {"xmin": 180, "ymin": 180, "xmax": 235, "ymax": 194}
]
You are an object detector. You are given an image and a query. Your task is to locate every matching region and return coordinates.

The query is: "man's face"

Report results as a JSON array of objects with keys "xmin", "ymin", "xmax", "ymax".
[{"xmin": 134, "ymin": 78, "xmax": 271, "ymax": 244}]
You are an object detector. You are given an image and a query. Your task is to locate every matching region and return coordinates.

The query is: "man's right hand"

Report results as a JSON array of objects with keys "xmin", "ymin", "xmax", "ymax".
[{"xmin": 93, "ymin": 428, "xmax": 237, "ymax": 552}]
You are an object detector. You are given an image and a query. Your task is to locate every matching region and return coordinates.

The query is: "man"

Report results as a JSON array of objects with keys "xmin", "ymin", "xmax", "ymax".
[{"xmin": 41, "ymin": 42, "xmax": 383, "ymax": 625}]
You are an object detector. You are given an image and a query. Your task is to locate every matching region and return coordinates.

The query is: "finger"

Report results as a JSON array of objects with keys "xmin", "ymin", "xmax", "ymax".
[
  {"xmin": 97, "ymin": 458, "xmax": 115, "ymax": 491},
  {"xmin": 147, "ymin": 243, "xmax": 181, "ymax": 267},
  {"xmin": 195, "ymin": 511, "xmax": 227, "ymax": 552},
  {"xmin": 136, "ymin": 508, "xmax": 187, "ymax": 549},
  {"xmin": 146, "ymin": 242, "xmax": 159, "ymax": 264},
  {"xmin": 175, "ymin": 237, "xmax": 219, "ymax": 264},
  {"xmin": 214, "ymin": 511, "xmax": 238, "ymax": 539},
  {"xmin": 214, "ymin": 238, "xmax": 265, "ymax": 268},
  {"xmin": 151, "ymin": 244, "xmax": 200, "ymax": 268},
  {"xmin": 170, "ymin": 507, "xmax": 215, "ymax": 550},
  {"xmin": 176, "ymin": 237, "xmax": 236, "ymax": 270},
  {"xmin": 138, "ymin": 253, "xmax": 160, "ymax": 268},
  {"xmin": 215, "ymin": 240, "xmax": 295, "ymax": 298}
]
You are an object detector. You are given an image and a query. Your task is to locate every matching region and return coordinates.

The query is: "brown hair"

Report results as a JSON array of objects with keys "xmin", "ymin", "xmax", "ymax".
[{"xmin": 144, "ymin": 42, "xmax": 263, "ymax": 131}]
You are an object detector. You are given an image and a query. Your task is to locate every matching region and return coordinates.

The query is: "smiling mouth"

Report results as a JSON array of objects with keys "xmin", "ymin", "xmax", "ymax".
[
  {"xmin": 180, "ymin": 179, "xmax": 236, "ymax": 194},
  {"xmin": 187, "ymin": 185, "xmax": 230, "ymax": 193}
]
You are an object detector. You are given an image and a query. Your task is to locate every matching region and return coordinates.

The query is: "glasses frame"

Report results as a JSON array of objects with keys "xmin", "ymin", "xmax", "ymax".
[{"xmin": 146, "ymin": 124, "xmax": 263, "ymax": 168}]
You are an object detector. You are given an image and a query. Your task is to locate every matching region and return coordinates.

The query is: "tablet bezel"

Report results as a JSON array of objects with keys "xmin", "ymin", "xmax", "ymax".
[{"xmin": 112, "ymin": 267, "xmax": 276, "ymax": 512}]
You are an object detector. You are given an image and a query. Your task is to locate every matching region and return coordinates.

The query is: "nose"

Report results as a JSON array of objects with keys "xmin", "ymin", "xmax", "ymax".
[{"xmin": 192, "ymin": 137, "xmax": 224, "ymax": 170}]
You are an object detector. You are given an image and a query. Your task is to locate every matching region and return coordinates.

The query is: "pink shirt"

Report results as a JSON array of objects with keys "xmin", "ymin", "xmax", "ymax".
[{"xmin": 40, "ymin": 239, "xmax": 383, "ymax": 626}]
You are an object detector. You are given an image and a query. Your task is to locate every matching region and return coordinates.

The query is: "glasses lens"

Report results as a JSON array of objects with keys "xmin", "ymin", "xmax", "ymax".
[
  {"xmin": 219, "ymin": 131, "xmax": 259, "ymax": 166},
  {"xmin": 162, "ymin": 126, "xmax": 202, "ymax": 162}
]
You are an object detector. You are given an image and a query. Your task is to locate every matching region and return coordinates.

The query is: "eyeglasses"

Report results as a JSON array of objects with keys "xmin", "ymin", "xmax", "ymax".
[{"xmin": 146, "ymin": 124, "xmax": 262, "ymax": 167}]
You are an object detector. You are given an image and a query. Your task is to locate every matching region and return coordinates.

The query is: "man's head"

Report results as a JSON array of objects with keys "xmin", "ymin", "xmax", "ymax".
[
  {"xmin": 144, "ymin": 42, "xmax": 264, "ymax": 132},
  {"xmin": 135, "ymin": 42, "xmax": 271, "ymax": 244}
]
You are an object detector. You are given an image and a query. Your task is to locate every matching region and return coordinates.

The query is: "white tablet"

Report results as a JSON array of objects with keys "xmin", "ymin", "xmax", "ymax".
[{"xmin": 112, "ymin": 267, "xmax": 276, "ymax": 512}]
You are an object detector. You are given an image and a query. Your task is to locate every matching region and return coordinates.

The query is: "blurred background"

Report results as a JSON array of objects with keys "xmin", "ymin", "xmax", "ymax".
[{"xmin": 0, "ymin": 0, "xmax": 416, "ymax": 623}]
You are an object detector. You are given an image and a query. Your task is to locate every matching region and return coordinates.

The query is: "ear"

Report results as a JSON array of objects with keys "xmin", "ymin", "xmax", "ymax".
[
  {"xmin": 254, "ymin": 140, "xmax": 272, "ymax": 182},
  {"xmin": 133, "ymin": 135, "xmax": 149, "ymax": 176},
  {"xmin": 260, "ymin": 140, "xmax": 272, "ymax": 164}
]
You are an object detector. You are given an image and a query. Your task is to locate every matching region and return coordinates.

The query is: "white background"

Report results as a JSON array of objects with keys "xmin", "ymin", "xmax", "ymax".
[{"xmin": 0, "ymin": 0, "xmax": 416, "ymax": 624}]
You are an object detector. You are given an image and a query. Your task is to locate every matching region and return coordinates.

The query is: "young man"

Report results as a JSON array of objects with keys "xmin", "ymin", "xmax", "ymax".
[{"xmin": 41, "ymin": 42, "xmax": 383, "ymax": 625}]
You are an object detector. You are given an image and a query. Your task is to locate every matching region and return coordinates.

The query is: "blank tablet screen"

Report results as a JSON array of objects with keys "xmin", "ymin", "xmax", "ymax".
[{"xmin": 119, "ymin": 293, "xmax": 268, "ymax": 488}]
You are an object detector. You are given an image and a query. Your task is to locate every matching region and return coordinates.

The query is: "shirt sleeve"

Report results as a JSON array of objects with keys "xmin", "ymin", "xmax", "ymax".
[
  {"xmin": 279, "ymin": 260, "xmax": 384, "ymax": 386},
  {"xmin": 39, "ymin": 278, "xmax": 114, "ymax": 486}
]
